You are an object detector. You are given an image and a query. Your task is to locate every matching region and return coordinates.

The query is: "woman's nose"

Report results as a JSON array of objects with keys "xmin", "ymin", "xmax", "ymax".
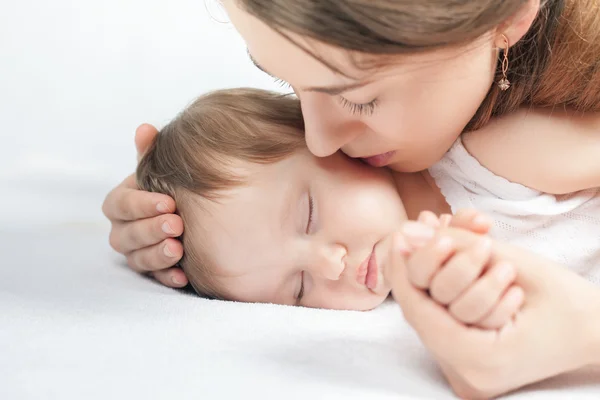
[
  {"xmin": 299, "ymin": 92, "xmax": 360, "ymax": 157},
  {"xmin": 307, "ymin": 242, "xmax": 347, "ymax": 281}
]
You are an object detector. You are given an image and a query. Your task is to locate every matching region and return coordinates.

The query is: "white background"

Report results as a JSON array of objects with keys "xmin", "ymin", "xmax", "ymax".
[{"xmin": 0, "ymin": 0, "xmax": 283, "ymax": 228}]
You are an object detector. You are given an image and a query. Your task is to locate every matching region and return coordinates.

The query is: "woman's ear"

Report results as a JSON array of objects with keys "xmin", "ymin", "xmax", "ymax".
[{"xmin": 496, "ymin": 0, "xmax": 541, "ymax": 47}]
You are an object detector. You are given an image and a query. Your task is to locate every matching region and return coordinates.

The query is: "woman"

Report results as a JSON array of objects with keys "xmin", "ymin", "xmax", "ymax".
[{"xmin": 102, "ymin": 0, "xmax": 600, "ymax": 397}]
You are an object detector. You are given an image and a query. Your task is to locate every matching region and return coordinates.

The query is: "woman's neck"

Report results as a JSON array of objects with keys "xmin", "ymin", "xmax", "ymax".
[{"xmin": 393, "ymin": 170, "xmax": 451, "ymax": 220}]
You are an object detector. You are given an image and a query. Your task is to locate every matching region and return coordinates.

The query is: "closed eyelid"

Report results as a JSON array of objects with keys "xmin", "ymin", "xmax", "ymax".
[{"xmin": 294, "ymin": 271, "xmax": 305, "ymax": 305}]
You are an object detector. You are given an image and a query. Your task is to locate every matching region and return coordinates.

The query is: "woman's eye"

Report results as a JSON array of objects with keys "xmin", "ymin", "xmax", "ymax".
[
  {"xmin": 306, "ymin": 194, "xmax": 314, "ymax": 234},
  {"xmin": 338, "ymin": 96, "xmax": 378, "ymax": 116}
]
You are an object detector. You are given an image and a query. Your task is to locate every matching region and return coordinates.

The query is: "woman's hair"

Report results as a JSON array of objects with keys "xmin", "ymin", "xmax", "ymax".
[
  {"xmin": 236, "ymin": 0, "xmax": 600, "ymax": 130},
  {"xmin": 136, "ymin": 88, "xmax": 305, "ymax": 298}
]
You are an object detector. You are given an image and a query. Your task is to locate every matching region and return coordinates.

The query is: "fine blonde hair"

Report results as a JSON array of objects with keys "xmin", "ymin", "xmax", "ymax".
[{"xmin": 137, "ymin": 88, "xmax": 305, "ymax": 298}]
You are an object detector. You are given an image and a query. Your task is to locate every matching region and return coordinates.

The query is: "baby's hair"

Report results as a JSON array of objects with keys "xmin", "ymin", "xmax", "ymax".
[{"xmin": 136, "ymin": 88, "xmax": 305, "ymax": 298}]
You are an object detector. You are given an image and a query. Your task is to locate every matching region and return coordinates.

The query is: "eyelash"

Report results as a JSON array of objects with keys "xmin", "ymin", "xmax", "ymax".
[
  {"xmin": 272, "ymin": 78, "xmax": 378, "ymax": 116},
  {"xmin": 296, "ymin": 194, "xmax": 313, "ymax": 304},
  {"xmin": 274, "ymin": 78, "xmax": 292, "ymax": 90},
  {"xmin": 306, "ymin": 194, "xmax": 314, "ymax": 234},
  {"xmin": 338, "ymin": 97, "xmax": 378, "ymax": 116},
  {"xmin": 297, "ymin": 271, "xmax": 305, "ymax": 302}
]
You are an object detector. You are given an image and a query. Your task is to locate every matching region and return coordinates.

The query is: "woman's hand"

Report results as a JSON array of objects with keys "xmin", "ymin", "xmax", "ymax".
[
  {"xmin": 389, "ymin": 225, "xmax": 600, "ymax": 399},
  {"xmin": 102, "ymin": 124, "xmax": 187, "ymax": 288}
]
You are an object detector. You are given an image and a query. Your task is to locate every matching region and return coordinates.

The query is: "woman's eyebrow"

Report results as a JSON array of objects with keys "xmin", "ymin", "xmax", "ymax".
[{"xmin": 247, "ymin": 50, "xmax": 369, "ymax": 96}]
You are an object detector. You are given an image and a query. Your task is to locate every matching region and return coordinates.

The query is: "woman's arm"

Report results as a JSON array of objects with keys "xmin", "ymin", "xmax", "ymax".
[
  {"xmin": 586, "ymin": 291, "xmax": 600, "ymax": 367},
  {"xmin": 463, "ymin": 108, "xmax": 600, "ymax": 194},
  {"xmin": 388, "ymin": 223, "xmax": 600, "ymax": 398}
]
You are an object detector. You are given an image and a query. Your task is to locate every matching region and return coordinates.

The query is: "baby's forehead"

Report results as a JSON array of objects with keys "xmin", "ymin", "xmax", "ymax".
[{"xmin": 184, "ymin": 180, "xmax": 288, "ymax": 269}]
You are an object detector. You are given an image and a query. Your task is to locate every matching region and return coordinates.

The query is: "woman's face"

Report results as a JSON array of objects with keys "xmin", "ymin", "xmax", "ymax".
[{"xmin": 223, "ymin": 1, "xmax": 499, "ymax": 172}]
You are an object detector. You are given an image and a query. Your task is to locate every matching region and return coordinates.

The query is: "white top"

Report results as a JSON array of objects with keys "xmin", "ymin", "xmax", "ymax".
[{"xmin": 429, "ymin": 138, "xmax": 600, "ymax": 284}]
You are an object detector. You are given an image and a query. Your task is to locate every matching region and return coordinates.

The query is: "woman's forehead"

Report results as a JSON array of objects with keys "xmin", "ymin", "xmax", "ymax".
[
  {"xmin": 225, "ymin": 0, "xmax": 491, "ymax": 88},
  {"xmin": 225, "ymin": 0, "xmax": 368, "ymax": 83}
]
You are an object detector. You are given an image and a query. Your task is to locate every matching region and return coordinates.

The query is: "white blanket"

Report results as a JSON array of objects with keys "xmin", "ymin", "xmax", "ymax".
[
  {"xmin": 1, "ymin": 224, "xmax": 599, "ymax": 399},
  {"xmin": 2, "ymin": 0, "xmax": 599, "ymax": 397}
]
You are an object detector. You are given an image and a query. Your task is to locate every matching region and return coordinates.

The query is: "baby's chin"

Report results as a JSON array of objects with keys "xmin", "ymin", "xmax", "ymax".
[{"xmin": 360, "ymin": 290, "xmax": 392, "ymax": 311}]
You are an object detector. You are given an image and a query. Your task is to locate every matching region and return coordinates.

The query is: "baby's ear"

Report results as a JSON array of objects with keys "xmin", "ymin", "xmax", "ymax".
[{"xmin": 135, "ymin": 123, "xmax": 159, "ymax": 161}]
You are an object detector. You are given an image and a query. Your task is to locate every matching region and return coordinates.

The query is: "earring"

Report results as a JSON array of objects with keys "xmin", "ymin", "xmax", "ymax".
[{"xmin": 498, "ymin": 34, "xmax": 511, "ymax": 91}]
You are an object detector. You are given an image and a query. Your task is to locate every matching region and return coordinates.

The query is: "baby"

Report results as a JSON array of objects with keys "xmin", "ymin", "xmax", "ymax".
[{"xmin": 137, "ymin": 88, "xmax": 600, "ymax": 329}]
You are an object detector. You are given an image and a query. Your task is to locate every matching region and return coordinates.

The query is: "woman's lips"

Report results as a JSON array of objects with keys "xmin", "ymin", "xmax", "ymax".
[{"xmin": 361, "ymin": 151, "xmax": 396, "ymax": 167}]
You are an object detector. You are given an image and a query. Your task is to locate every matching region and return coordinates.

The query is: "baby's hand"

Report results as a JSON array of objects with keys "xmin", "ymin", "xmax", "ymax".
[
  {"xmin": 403, "ymin": 212, "xmax": 524, "ymax": 330},
  {"xmin": 417, "ymin": 209, "xmax": 493, "ymax": 235}
]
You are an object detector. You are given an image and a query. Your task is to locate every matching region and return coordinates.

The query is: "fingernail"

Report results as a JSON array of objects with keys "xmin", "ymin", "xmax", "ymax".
[
  {"xmin": 497, "ymin": 262, "xmax": 514, "ymax": 281},
  {"xmin": 439, "ymin": 214, "xmax": 452, "ymax": 227},
  {"xmin": 172, "ymin": 276, "xmax": 183, "ymax": 286},
  {"xmin": 436, "ymin": 236, "xmax": 453, "ymax": 252},
  {"xmin": 474, "ymin": 214, "xmax": 492, "ymax": 226},
  {"xmin": 402, "ymin": 223, "xmax": 435, "ymax": 240},
  {"xmin": 163, "ymin": 244, "xmax": 174, "ymax": 258},
  {"xmin": 394, "ymin": 235, "xmax": 411, "ymax": 255},
  {"xmin": 157, "ymin": 202, "xmax": 169, "ymax": 213},
  {"xmin": 481, "ymin": 237, "xmax": 492, "ymax": 248},
  {"xmin": 162, "ymin": 222, "xmax": 175, "ymax": 235},
  {"xmin": 476, "ymin": 237, "xmax": 492, "ymax": 255}
]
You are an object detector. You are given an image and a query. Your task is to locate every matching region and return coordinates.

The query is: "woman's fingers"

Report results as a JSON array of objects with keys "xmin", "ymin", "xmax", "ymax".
[
  {"xmin": 388, "ymin": 232, "xmax": 475, "ymax": 354},
  {"xmin": 126, "ymin": 238, "xmax": 184, "ymax": 273},
  {"xmin": 109, "ymin": 213, "xmax": 183, "ymax": 255},
  {"xmin": 477, "ymin": 286, "xmax": 525, "ymax": 329},
  {"xmin": 135, "ymin": 123, "xmax": 160, "ymax": 160},
  {"xmin": 102, "ymin": 175, "xmax": 177, "ymax": 222},
  {"xmin": 153, "ymin": 266, "xmax": 189, "ymax": 288},
  {"xmin": 101, "ymin": 123, "xmax": 187, "ymax": 285}
]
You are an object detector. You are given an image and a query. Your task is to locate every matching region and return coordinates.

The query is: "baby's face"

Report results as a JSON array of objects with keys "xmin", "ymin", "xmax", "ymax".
[{"xmin": 197, "ymin": 148, "xmax": 407, "ymax": 310}]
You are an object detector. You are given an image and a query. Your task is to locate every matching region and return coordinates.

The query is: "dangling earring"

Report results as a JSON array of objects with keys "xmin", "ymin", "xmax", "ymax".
[{"xmin": 498, "ymin": 34, "xmax": 511, "ymax": 91}]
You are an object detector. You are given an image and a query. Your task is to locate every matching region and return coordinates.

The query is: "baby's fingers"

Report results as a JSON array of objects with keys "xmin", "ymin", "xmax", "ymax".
[
  {"xmin": 449, "ymin": 209, "xmax": 493, "ymax": 235},
  {"xmin": 429, "ymin": 237, "xmax": 492, "ymax": 305},
  {"xmin": 404, "ymin": 234, "xmax": 456, "ymax": 289},
  {"xmin": 417, "ymin": 210, "xmax": 441, "ymax": 229},
  {"xmin": 448, "ymin": 261, "xmax": 516, "ymax": 325}
]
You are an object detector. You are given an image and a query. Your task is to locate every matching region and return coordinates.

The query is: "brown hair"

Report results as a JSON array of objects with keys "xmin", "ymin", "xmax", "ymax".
[
  {"xmin": 237, "ymin": 0, "xmax": 600, "ymax": 130},
  {"xmin": 136, "ymin": 88, "xmax": 305, "ymax": 298}
]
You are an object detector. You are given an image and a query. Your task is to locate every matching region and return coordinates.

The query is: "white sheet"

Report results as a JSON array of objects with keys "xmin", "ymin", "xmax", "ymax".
[
  {"xmin": 2, "ymin": 0, "xmax": 599, "ymax": 398},
  {"xmin": 1, "ymin": 223, "xmax": 599, "ymax": 399}
]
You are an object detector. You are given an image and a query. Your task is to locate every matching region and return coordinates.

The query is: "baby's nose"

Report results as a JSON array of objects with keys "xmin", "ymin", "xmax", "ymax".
[{"xmin": 311, "ymin": 243, "xmax": 346, "ymax": 280}]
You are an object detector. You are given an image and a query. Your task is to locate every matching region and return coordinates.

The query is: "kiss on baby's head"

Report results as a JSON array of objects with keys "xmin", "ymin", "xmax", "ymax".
[{"xmin": 137, "ymin": 88, "xmax": 407, "ymax": 310}]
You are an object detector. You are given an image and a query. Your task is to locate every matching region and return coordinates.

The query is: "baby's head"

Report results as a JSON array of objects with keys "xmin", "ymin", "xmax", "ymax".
[{"xmin": 137, "ymin": 88, "xmax": 407, "ymax": 311}]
